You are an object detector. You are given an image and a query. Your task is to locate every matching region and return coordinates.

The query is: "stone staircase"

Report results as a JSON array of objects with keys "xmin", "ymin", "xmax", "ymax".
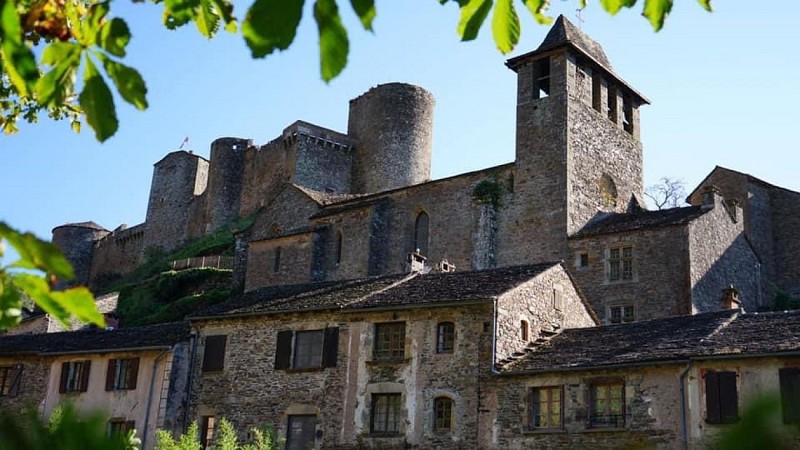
[{"xmin": 497, "ymin": 325, "xmax": 561, "ymax": 367}]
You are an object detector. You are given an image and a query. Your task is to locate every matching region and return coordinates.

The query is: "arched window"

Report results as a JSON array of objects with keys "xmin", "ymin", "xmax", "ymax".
[
  {"xmin": 599, "ymin": 174, "xmax": 618, "ymax": 208},
  {"xmin": 521, "ymin": 320, "xmax": 530, "ymax": 342},
  {"xmin": 433, "ymin": 397, "xmax": 453, "ymax": 431},
  {"xmin": 414, "ymin": 211, "xmax": 430, "ymax": 256},
  {"xmin": 436, "ymin": 322, "xmax": 455, "ymax": 353}
]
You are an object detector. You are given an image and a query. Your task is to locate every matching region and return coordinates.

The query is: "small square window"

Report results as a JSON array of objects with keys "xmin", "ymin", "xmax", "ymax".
[
  {"xmin": 578, "ymin": 253, "xmax": 589, "ymax": 268},
  {"xmin": 609, "ymin": 305, "xmax": 635, "ymax": 324},
  {"xmin": 374, "ymin": 322, "xmax": 405, "ymax": 361},
  {"xmin": 108, "ymin": 419, "xmax": 135, "ymax": 438}
]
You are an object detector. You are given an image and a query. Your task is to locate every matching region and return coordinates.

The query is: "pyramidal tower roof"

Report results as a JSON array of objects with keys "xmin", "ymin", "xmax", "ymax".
[{"xmin": 506, "ymin": 14, "xmax": 649, "ymax": 104}]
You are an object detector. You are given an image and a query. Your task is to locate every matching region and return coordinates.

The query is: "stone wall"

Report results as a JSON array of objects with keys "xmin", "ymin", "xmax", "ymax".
[
  {"xmin": 0, "ymin": 355, "xmax": 50, "ymax": 415},
  {"xmin": 495, "ymin": 264, "xmax": 596, "ymax": 362},
  {"xmin": 688, "ymin": 194, "xmax": 762, "ymax": 312},
  {"xmin": 190, "ymin": 303, "xmax": 493, "ymax": 449},
  {"xmin": 51, "ymin": 223, "xmax": 109, "ymax": 289},
  {"xmin": 205, "ymin": 138, "xmax": 249, "ymax": 233},
  {"xmin": 90, "ymin": 224, "xmax": 145, "ymax": 281},
  {"xmin": 569, "ymin": 226, "xmax": 691, "ymax": 322},
  {"xmin": 291, "ymin": 122, "xmax": 354, "ymax": 194},
  {"xmin": 771, "ymin": 188, "xmax": 800, "ymax": 296},
  {"xmin": 244, "ymin": 232, "xmax": 314, "ymax": 291}
]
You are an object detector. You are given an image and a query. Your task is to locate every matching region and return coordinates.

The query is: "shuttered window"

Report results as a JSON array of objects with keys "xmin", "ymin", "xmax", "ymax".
[
  {"xmin": 274, "ymin": 327, "xmax": 339, "ymax": 370},
  {"xmin": 105, "ymin": 358, "xmax": 139, "ymax": 391},
  {"xmin": 59, "ymin": 361, "xmax": 91, "ymax": 393},
  {"xmin": 779, "ymin": 368, "xmax": 800, "ymax": 424},
  {"xmin": 0, "ymin": 365, "xmax": 23, "ymax": 397},
  {"xmin": 705, "ymin": 370, "xmax": 739, "ymax": 424},
  {"xmin": 202, "ymin": 335, "xmax": 227, "ymax": 372}
]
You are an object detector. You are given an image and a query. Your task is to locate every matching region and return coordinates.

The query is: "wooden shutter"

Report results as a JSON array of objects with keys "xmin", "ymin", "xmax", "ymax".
[
  {"xmin": 127, "ymin": 358, "xmax": 139, "ymax": 390},
  {"xmin": 80, "ymin": 361, "xmax": 91, "ymax": 392},
  {"xmin": 8, "ymin": 365, "xmax": 22, "ymax": 397},
  {"xmin": 322, "ymin": 327, "xmax": 339, "ymax": 368},
  {"xmin": 780, "ymin": 368, "xmax": 800, "ymax": 423},
  {"xmin": 59, "ymin": 362, "xmax": 69, "ymax": 393},
  {"xmin": 202, "ymin": 335, "xmax": 227, "ymax": 372},
  {"xmin": 106, "ymin": 359, "xmax": 117, "ymax": 391},
  {"xmin": 718, "ymin": 371, "xmax": 738, "ymax": 423},
  {"xmin": 275, "ymin": 330, "xmax": 293, "ymax": 370},
  {"xmin": 705, "ymin": 371, "xmax": 721, "ymax": 423}
]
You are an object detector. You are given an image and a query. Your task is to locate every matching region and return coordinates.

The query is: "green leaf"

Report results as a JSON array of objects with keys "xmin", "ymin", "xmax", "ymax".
[
  {"xmin": 209, "ymin": 0, "xmax": 237, "ymax": 33},
  {"xmin": 36, "ymin": 43, "xmax": 81, "ymax": 106},
  {"xmin": 0, "ymin": 275, "xmax": 23, "ymax": 329},
  {"xmin": 314, "ymin": 0, "xmax": 348, "ymax": 82},
  {"xmin": 491, "ymin": 0, "xmax": 519, "ymax": 54},
  {"xmin": 163, "ymin": 0, "xmax": 201, "ymax": 29},
  {"xmin": 98, "ymin": 18, "xmax": 131, "ymax": 57},
  {"xmin": 0, "ymin": 223, "xmax": 74, "ymax": 279},
  {"xmin": 193, "ymin": 0, "xmax": 221, "ymax": 38},
  {"xmin": 643, "ymin": 0, "xmax": 672, "ymax": 31},
  {"xmin": 457, "ymin": 0, "xmax": 492, "ymax": 41},
  {"xmin": 522, "ymin": 0, "xmax": 552, "ymax": 24},
  {"xmin": 698, "ymin": 0, "xmax": 712, "ymax": 12},
  {"xmin": 599, "ymin": 0, "xmax": 637, "ymax": 15},
  {"xmin": 0, "ymin": 0, "xmax": 40, "ymax": 95},
  {"xmin": 98, "ymin": 54, "xmax": 148, "ymax": 110},
  {"xmin": 79, "ymin": 57, "xmax": 118, "ymax": 142},
  {"xmin": 242, "ymin": 0, "xmax": 304, "ymax": 58},
  {"xmin": 349, "ymin": 0, "xmax": 375, "ymax": 31},
  {"xmin": 12, "ymin": 275, "xmax": 103, "ymax": 328}
]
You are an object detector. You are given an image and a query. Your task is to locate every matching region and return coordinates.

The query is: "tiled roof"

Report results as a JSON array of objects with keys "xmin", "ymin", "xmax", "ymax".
[
  {"xmin": 502, "ymin": 310, "xmax": 800, "ymax": 374},
  {"xmin": 537, "ymin": 15, "xmax": 612, "ymax": 69},
  {"xmin": 571, "ymin": 205, "xmax": 707, "ymax": 238},
  {"xmin": 192, "ymin": 262, "xmax": 564, "ymax": 319},
  {"xmin": 0, "ymin": 322, "xmax": 190, "ymax": 356}
]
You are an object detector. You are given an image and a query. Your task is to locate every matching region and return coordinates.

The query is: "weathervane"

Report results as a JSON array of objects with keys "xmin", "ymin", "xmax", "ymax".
[
  {"xmin": 576, "ymin": 8, "xmax": 585, "ymax": 29},
  {"xmin": 179, "ymin": 136, "xmax": 189, "ymax": 150}
]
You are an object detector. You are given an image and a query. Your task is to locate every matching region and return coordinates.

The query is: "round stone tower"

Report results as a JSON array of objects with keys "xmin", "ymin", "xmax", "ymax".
[
  {"xmin": 348, "ymin": 83, "xmax": 435, "ymax": 194},
  {"xmin": 51, "ymin": 222, "xmax": 109, "ymax": 289},
  {"xmin": 206, "ymin": 137, "xmax": 251, "ymax": 232}
]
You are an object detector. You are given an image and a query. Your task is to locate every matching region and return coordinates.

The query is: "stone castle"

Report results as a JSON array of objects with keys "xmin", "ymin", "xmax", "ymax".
[
  {"xmin": 53, "ymin": 16, "xmax": 798, "ymax": 324},
  {"xmin": 4, "ymin": 16, "xmax": 798, "ymax": 450}
]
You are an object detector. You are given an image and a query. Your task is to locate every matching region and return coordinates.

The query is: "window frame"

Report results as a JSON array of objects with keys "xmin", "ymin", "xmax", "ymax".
[
  {"xmin": 59, "ymin": 360, "xmax": 91, "ymax": 393},
  {"xmin": 533, "ymin": 57, "xmax": 551, "ymax": 99},
  {"xmin": 608, "ymin": 305, "xmax": 635, "ymax": 324},
  {"xmin": 370, "ymin": 393, "xmax": 402, "ymax": 435},
  {"xmin": 200, "ymin": 415, "xmax": 216, "ymax": 450},
  {"xmin": 275, "ymin": 327, "xmax": 339, "ymax": 370},
  {"xmin": 436, "ymin": 322, "xmax": 455, "ymax": 354},
  {"xmin": 607, "ymin": 245, "xmax": 634, "ymax": 282},
  {"xmin": 374, "ymin": 322, "xmax": 406, "ymax": 361},
  {"xmin": 433, "ymin": 396, "xmax": 453, "ymax": 432},
  {"xmin": 286, "ymin": 414, "xmax": 318, "ymax": 450},
  {"xmin": 705, "ymin": 370, "xmax": 739, "ymax": 424},
  {"xmin": 108, "ymin": 418, "xmax": 136, "ymax": 437},
  {"xmin": 528, "ymin": 386, "xmax": 564, "ymax": 431},
  {"xmin": 414, "ymin": 212, "xmax": 430, "ymax": 256},
  {"xmin": 588, "ymin": 380, "xmax": 625, "ymax": 428},
  {"xmin": 106, "ymin": 358, "xmax": 139, "ymax": 391},
  {"xmin": 292, "ymin": 330, "xmax": 325, "ymax": 369}
]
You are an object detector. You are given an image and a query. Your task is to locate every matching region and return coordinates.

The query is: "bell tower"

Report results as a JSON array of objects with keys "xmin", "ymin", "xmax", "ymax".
[{"xmin": 501, "ymin": 15, "xmax": 649, "ymax": 264}]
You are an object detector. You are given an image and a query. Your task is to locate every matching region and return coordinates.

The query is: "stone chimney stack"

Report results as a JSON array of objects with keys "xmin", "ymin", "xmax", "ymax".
[
  {"xmin": 701, "ymin": 185, "xmax": 721, "ymax": 210},
  {"xmin": 407, "ymin": 251, "xmax": 427, "ymax": 273},
  {"xmin": 721, "ymin": 285, "xmax": 741, "ymax": 310}
]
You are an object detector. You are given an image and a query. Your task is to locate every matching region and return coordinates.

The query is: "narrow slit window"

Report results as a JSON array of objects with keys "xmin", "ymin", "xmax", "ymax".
[
  {"xmin": 607, "ymin": 84, "xmax": 618, "ymax": 123},
  {"xmin": 622, "ymin": 94, "xmax": 634, "ymax": 134},
  {"xmin": 592, "ymin": 74, "xmax": 603, "ymax": 112},
  {"xmin": 273, "ymin": 247, "xmax": 282, "ymax": 273}
]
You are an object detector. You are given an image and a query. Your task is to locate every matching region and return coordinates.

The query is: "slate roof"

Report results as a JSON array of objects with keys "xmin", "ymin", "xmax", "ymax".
[
  {"xmin": 686, "ymin": 165, "xmax": 800, "ymax": 201},
  {"xmin": 501, "ymin": 310, "xmax": 800, "ymax": 374},
  {"xmin": 192, "ymin": 262, "xmax": 565, "ymax": 319},
  {"xmin": 571, "ymin": 205, "xmax": 708, "ymax": 238},
  {"xmin": 292, "ymin": 185, "xmax": 365, "ymax": 206},
  {"xmin": 0, "ymin": 322, "xmax": 190, "ymax": 356}
]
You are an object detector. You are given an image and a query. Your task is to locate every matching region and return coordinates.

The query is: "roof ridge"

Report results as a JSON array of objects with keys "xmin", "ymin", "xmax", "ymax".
[
  {"xmin": 703, "ymin": 311, "xmax": 741, "ymax": 341},
  {"xmin": 341, "ymin": 271, "xmax": 421, "ymax": 308}
]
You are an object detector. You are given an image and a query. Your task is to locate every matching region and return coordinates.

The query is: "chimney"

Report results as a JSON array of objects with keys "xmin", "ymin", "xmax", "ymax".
[
  {"xmin": 436, "ymin": 259, "xmax": 456, "ymax": 273},
  {"xmin": 701, "ymin": 185, "xmax": 721, "ymax": 210},
  {"xmin": 407, "ymin": 251, "xmax": 426, "ymax": 273},
  {"xmin": 721, "ymin": 285, "xmax": 741, "ymax": 310}
]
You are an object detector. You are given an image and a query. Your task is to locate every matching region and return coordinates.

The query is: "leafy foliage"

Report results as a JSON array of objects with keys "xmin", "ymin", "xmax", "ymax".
[
  {"xmin": 0, "ymin": 222, "xmax": 104, "ymax": 330},
  {"xmin": 0, "ymin": 403, "xmax": 138, "ymax": 450},
  {"xmin": 1, "ymin": 0, "xmax": 710, "ymax": 141},
  {"xmin": 155, "ymin": 420, "xmax": 276, "ymax": 450}
]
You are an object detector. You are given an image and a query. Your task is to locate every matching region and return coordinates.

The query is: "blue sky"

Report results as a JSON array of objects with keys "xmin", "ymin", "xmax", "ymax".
[{"xmin": 2, "ymin": 1, "xmax": 798, "ymax": 245}]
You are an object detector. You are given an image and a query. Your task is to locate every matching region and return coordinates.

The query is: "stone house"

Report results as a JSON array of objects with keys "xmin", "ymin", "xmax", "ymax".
[
  {"xmin": 0, "ymin": 322, "xmax": 191, "ymax": 450},
  {"xmin": 6, "ymin": 292, "xmax": 120, "ymax": 336},
  {"xmin": 493, "ymin": 309, "xmax": 800, "ymax": 449},
  {"xmin": 50, "ymin": 15, "xmax": 778, "ymax": 325},
  {"xmin": 187, "ymin": 262, "xmax": 596, "ymax": 449},
  {"xmin": 689, "ymin": 166, "xmax": 800, "ymax": 299}
]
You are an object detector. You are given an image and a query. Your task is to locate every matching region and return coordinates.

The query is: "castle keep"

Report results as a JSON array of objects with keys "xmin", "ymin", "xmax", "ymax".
[{"xmin": 9, "ymin": 15, "xmax": 798, "ymax": 450}]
